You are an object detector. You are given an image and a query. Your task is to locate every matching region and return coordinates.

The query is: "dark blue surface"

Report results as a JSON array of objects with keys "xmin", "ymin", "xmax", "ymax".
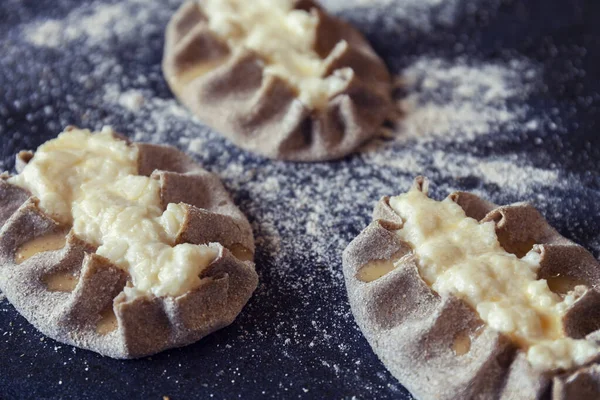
[{"xmin": 1, "ymin": 1, "xmax": 599, "ymax": 399}]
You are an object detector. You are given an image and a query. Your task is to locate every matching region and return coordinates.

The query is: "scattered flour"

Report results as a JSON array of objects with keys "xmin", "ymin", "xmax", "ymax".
[
  {"xmin": 26, "ymin": 2, "xmax": 130, "ymax": 47},
  {"xmin": 25, "ymin": 20, "xmax": 64, "ymax": 48},
  {"xmin": 434, "ymin": 152, "xmax": 560, "ymax": 189},
  {"xmin": 187, "ymin": 138, "xmax": 205, "ymax": 154},
  {"xmin": 24, "ymin": 0, "xmax": 177, "ymax": 48},
  {"xmin": 364, "ymin": 146, "xmax": 561, "ymax": 195},
  {"xmin": 117, "ymin": 90, "xmax": 145, "ymax": 111},
  {"xmin": 4, "ymin": 0, "xmax": 596, "ymax": 398},
  {"xmin": 321, "ymin": 0, "xmax": 495, "ymax": 32},
  {"xmin": 393, "ymin": 57, "xmax": 540, "ymax": 143},
  {"xmin": 102, "ymin": 85, "xmax": 199, "ymax": 142},
  {"xmin": 360, "ymin": 56, "xmax": 559, "ymax": 198},
  {"xmin": 323, "ymin": 0, "xmax": 447, "ymax": 14}
]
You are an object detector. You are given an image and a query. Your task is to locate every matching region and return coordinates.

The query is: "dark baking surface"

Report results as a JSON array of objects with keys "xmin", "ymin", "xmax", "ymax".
[{"xmin": 0, "ymin": 0, "xmax": 599, "ymax": 399}]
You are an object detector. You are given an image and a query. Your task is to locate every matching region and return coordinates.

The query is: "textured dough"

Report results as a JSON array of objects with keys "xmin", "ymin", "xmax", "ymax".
[
  {"xmin": 162, "ymin": 0, "xmax": 393, "ymax": 162},
  {"xmin": 343, "ymin": 177, "xmax": 600, "ymax": 400},
  {"xmin": 0, "ymin": 130, "xmax": 258, "ymax": 359}
]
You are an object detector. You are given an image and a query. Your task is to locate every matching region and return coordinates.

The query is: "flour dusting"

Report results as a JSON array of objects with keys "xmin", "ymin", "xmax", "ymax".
[
  {"xmin": 321, "ymin": 0, "xmax": 497, "ymax": 32},
  {"xmin": 394, "ymin": 57, "xmax": 540, "ymax": 143},
  {"xmin": 3, "ymin": 0, "xmax": 598, "ymax": 399},
  {"xmin": 356, "ymin": 55, "xmax": 562, "ymax": 199},
  {"xmin": 24, "ymin": 0, "xmax": 176, "ymax": 48}
]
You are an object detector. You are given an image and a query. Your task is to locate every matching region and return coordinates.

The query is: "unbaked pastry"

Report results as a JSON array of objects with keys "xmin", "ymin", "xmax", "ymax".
[
  {"xmin": 162, "ymin": 0, "xmax": 393, "ymax": 161},
  {"xmin": 343, "ymin": 177, "xmax": 600, "ymax": 400},
  {"xmin": 0, "ymin": 127, "xmax": 258, "ymax": 358}
]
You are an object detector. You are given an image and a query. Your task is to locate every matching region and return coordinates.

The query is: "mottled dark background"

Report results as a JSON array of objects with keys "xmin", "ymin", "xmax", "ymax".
[{"xmin": 1, "ymin": 0, "xmax": 599, "ymax": 399}]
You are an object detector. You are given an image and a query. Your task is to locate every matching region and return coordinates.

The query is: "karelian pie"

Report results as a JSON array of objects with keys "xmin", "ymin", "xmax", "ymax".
[
  {"xmin": 343, "ymin": 177, "xmax": 600, "ymax": 400},
  {"xmin": 163, "ymin": 0, "xmax": 393, "ymax": 161},
  {"xmin": 0, "ymin": 127, "xmax": 258, "ymax": 358}
]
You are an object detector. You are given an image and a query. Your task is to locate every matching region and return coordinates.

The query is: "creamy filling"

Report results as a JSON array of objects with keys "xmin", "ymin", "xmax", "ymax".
[
  {"xmin": 9, "ymin": 127, "xmax": 217, "ymax": 297},
  {"xmin": 201, "ymin": 0, "xmax": 349, "ymax": 109},
  {"xmin": 388, "ymin": 188, "xmax": 598, "ymax": 371}
]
